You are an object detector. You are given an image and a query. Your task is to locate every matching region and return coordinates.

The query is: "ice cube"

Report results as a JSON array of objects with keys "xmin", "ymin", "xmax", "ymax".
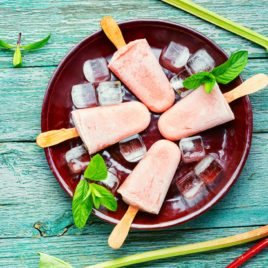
[
  {"xmin": 162, "ymin": 67, "xmax": 175, "ymax": 80},
  {"xmin": 176, "ymin": 171, "xmax": 208, "ymax": 206},
  {"xmin": 100, "ymin": 167, "xmax": 119, "ymax": 192},
  {"xmin": 97, "ymin": 81, "xmax": 125, "ymax": 106},
  {"xmin": 179, "ymin": 136, "xmax": 205, "ymax": 163},
  {"xmin": 170, "ymin": 74, "xmax": 183, "ymax": 91},
  {"xmin": 161, "ymin": 42, "xmax": 190, "ymax": 70},
  {"xmin": 170, "ymin": 68, "xmax": 192, "ymax": 98},
  {"xmin": 194, "ymin": 155, "xmax": 223, "ymax": 184},
  {"xmin": 71, "ymin": 83, "xmax": 97, "ymax": 109},
  {"xmin": 186, "ymin": 49, "xmax": 215, "ymax": 74},
  {"xmin": 65, "ymin": 145, "xmax": 90, "ymax": 174},
  {"xmin": 96, "ymin": 81, "xmax": 124, "ymax": 106},
  {"xmin": 119, "ymin": 134, "xmax": 147, "ymax": 162},
  {"xmin": 83, "ymin": 57, "xmax": 110, "ymax": 83},
  {"xmin": 168, "ymin": 195, "xmax": 188, "ymax": 211}
]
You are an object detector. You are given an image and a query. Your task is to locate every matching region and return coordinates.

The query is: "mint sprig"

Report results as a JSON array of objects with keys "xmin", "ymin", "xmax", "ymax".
[
  {"xmin": 183, "ymin": 50, "xmax": 248, "ymax": 93},
  {"xmin": 72, "ymin": 154, "xmax": 117, "ymax": 229},
  {"xmin": 0, "ymin": 33, "xmax": 51, "ymax": 67}
]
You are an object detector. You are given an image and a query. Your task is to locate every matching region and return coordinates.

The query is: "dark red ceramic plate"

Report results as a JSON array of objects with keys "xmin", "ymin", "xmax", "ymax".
[{"xmin": 41, "ymin": 20, "xmax": 252, "ymax": 229}]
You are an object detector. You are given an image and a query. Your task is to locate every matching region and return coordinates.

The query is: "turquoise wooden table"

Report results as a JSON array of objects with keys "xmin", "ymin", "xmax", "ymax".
[{"xmin": 0, "ymin": 0, "xmax": 267, "ymax": 267}]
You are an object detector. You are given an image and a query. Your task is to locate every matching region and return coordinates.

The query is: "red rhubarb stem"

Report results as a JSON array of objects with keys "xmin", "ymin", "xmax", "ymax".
[{"xmin": 226, "ymin": 238, "xmax": 268, "ymax": 268}]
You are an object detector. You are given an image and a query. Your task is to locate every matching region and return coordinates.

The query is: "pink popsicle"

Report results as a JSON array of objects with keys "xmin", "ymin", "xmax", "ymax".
[
  {"xmin": 108, "ymin": 39, "xmax": 175, "ymax": 113},
  {"xmin": 72, "ymin": 101, "xmax": 150, "ymax": 154},
  {"xmin": 117, "ymin": 140, "xmax": 181, "ymax": 214},
  {"xmin": 158, "ymin": 84, "xmax": 235, "ymax": 141}
]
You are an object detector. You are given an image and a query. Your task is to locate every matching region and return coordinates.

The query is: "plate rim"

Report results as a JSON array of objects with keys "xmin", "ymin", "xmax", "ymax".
[{"xmin": 41, "ymin": 19, "xmax": 253, "ymax": 230}]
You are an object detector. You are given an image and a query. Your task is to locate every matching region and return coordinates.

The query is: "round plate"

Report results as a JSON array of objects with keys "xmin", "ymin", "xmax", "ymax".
[{"xmin": 41, "ymin": 20, "xmax": 252, "ymax": 230}]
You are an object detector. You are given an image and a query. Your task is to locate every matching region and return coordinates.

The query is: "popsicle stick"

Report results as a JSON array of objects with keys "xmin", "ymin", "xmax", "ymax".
[
  {"xmin": 224, "ymin": 74, "xmax": 268, "ymax": 103},
  {"xmin": 100, "ymin": 16, "xmax": 126, "ymax": 49},
  {"xmin": 36, "ymin": 128, "xmax": 79, "ymax": 148},
  {"xmin": 108, "ymin": 206, "xmax": 139, "ymax": 249}
]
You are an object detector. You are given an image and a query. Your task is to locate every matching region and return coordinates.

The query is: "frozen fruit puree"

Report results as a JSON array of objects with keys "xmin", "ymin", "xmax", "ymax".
[
  {"xmin": 108, "ymin": 39, "xmax": 175, "ymax": 113},
  {"xmin": 71, "ymin": 101, "xmax": 150, "ymax": 154},
  {"xmin": 158, "ymin": 84, "xmax": 235, "ymax": 140},
  {"xmin": 117, "ymin": 140, "xmax": 181, "ymax": 214}
]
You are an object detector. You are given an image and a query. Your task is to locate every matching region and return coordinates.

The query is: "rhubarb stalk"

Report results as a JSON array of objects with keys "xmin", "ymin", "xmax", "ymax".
[
  {"xmin": 226, "ymin": 237, "xmax": 268, "ymax": 268},
  {"xmin": 85, "ymin": 225, "xmax": 268, "ymax": 268},
  {"xmin": 161, "ymin": 0, "xmax": 268, "ymax": 51}
]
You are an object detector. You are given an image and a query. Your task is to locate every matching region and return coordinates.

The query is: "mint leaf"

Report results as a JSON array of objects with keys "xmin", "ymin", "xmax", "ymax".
[
  {"xmin": 0, "ymin": 39, "xmax": 14, "ymax": 49},
  {"xmin": 91, "ymin": 183, "xmax": 117, "ymax": 211},
  {"xmin": 212, "ymin": 50, "xmax": 248, "ymax": 84},
  {"xmin": 183, "ymin": 72, "xmax": 215, "ymax": 90},
  {"xmin": 82, "ymin": 186, "xmax": 92, "ymax": 202},
  {"xmin": 13, "ymin": 45, "xmax": 22, "ymax": 67},
  {"xmin": 39, "ymin": 252, "xmax": 73, "ymax": 268},
  {"xmin": 84, "ymin": 154, "xmax": 107, "ymax": 181},
  {"xmin": 72, "ymin": 179, "xmax": 93, "ymax": 228},
  {"xmin": 92, "ymin": 194, "xmax": 101, "ymax": 209},
  {"xmin": 204, "ymin": 77, "xmax": 216, "ymax": 93},
  {"xmin": 22, "ymin": 33, "xmax": 51, "ymax": 50}
]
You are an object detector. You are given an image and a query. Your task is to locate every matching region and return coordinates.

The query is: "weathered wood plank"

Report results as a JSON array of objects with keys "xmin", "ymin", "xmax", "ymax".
[
  {"xmin": 0, "ymin": 59, "xmax": 267, "ymax": 142},
  {"xmin": 0, "ymin": 133, "xmax": 268, "ymax": 238},
  {"xmin": 0, "ymin": 0, "xmax": 267, "ymax": 267},
  {"xmin": 0, "ymin": 226, "xmax": 267, "ymax": 268},
  {"xmin": 0, "ymin": 0, "xmax": 267, "ymax": 69}
]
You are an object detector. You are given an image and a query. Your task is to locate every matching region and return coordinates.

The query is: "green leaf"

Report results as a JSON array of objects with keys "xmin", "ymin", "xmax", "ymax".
[
  {"xmin": 72, "ymin": 179, "xmax": 93, "ymax": 228},
  {"xmin": 82, "ymin": 186, "xmax": 92, "ymax": 202},
  {"xmin": 92, "ymin": 194, "xmax": 101, "ymax": 209},
  {"xmin": 13, "ymin": 45, "xmax": 22, "ymax": 67},
  {"xmin": 0, "ymin": 39, "xmax": 14, "ymax": 49},
  {"xmin": 21, "ymin": 33, "xmax": 51, "ymax": 50},
  {"xmin": 39, "ymin": 252, "xmax": 73, "ymax": 268},
  {"xmin": 212, "ymin": 50, "xmax": 248, "ymax": 84},
  {"xmin": 183, "ymin": 72, "xmax": 215, "ymax": 90},
  {"xmin": 204, "ymin": 77, "xmax": 216, "ymax": 93},
  {"xmin": 84, "ymin": 154, "xmax": 108, "ymax": 181},
  {"xmin": 91, "ymin": 183, "xmax": 117, "ymax": 211}
]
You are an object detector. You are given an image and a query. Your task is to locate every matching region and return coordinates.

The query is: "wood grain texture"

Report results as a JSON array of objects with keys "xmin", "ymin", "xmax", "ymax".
[
  {"xmin": 0, "ymin": 0, "xmax": 267, "ymax": 69},
  {"xmin": 0, "ymin": 0, "xmax": 268, "ymax": 267}
]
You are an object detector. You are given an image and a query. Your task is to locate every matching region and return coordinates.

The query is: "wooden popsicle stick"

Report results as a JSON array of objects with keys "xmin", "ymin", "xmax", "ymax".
[
  {"xmin": 36, "ymin": 128, "xmax": 79, "ymax": 148},
  {"xmin": 100, "ymin": 16, "xmax": 126, "ymax": 49},
  {"xmin": 224, "ymin": 73, "xmax": 268, "ymax": 103},
  {"xmin": 108, "ymin": 205, "xmax": 139, "ymax": 249}
]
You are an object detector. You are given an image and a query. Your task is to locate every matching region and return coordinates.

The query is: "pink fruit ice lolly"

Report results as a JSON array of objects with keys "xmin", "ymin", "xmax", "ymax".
[
  {"xmin": 117, "ymin": 140, "xmax": 181, "ymax": 214},
  {"xmin": 71, "ymin": 101, "xmax": 150, "ymax": 154},
  {"xmin": 108, "ymin": 39, "xmax": 175, "ymax": 113},
  {"xmin": 158, "ymin": 84, "xmax": 235, "ymax": 141}
]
